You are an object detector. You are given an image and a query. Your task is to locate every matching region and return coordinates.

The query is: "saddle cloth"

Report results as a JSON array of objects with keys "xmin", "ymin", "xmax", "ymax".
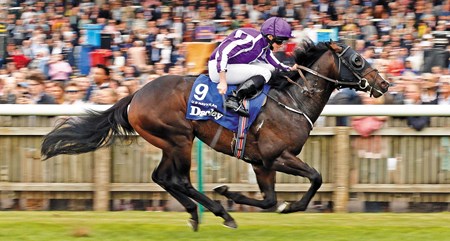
[{"xmin": 186, "ymin": 74, "xmax": 270, "ymax": 133}]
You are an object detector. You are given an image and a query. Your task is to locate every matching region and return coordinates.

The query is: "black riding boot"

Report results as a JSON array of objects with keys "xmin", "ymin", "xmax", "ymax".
[{"xmin": 225, "ymin": 75, "xmax": 265, "ymax": 117}]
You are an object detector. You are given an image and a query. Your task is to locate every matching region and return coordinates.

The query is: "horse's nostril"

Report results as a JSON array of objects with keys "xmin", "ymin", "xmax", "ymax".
[{"xmin": 381, "ymin": 81, "xmax": 389, "ymax": 90}]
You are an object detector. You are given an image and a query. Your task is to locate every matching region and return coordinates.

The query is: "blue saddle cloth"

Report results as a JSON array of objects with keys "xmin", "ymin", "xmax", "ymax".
[{"xmin": 186, "ymin": 74, "xmax": 270, "ymax": 133}]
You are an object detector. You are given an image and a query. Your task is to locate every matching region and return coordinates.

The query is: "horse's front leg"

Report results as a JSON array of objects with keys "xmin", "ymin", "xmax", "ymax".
[
  {"xmin": 214, "ymin": 164, "xmax": 278, "ymax": 209},
  {"xmin": 271, "ymin": 151, "xmax": 322, "ymax": 213}
]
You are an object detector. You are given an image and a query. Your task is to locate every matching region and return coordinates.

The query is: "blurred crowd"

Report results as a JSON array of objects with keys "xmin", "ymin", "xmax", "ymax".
[{"xmin": 0, "ymin": 0, "xmax": 448, "ymax": 116}]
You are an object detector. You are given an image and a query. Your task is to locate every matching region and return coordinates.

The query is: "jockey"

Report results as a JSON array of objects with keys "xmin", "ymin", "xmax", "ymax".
[{"xmin": 208, "ymin": 17, "xmax": 296, "ymax": 117}]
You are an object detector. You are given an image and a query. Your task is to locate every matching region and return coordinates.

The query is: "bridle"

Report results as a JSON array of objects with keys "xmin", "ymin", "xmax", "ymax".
[
  {"xmin": 334, "ymin": 45, "xmax": 385, "ymax": 97},
  {"xmin": 272, "ymin": 43, "xmax": 387, "ymax": 129},
  {"xmin": 287, "ymin": 44, "xmax": 386, "ymax": 97}
]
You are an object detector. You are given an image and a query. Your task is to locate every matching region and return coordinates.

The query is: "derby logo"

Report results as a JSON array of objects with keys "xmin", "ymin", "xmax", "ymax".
[{"xmin": 189, "ymin": 106, "xmax": 224, "ymax": 120}]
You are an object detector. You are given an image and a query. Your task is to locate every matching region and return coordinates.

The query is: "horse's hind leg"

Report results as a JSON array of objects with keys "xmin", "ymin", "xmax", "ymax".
[
  {"xmin": 153, "ymin": 145, "xmax": 237, "ymax": 229},
  {"xmin": 214, "ymin": 164, "xmax": 278, "ymax": 209},
  {"xmin": 272, "ymin": 151, "xmax": 322, "ymax": 213},
  {"xmin": 151, "ymin": 156, "xmax": 199, "ymax": 231}
]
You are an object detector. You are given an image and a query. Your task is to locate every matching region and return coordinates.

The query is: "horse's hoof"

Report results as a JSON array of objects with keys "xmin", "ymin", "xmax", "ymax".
[
  {"xmin": 223, "ymin": 219, "xmax": 238, "ymax": 229},
  {"xmin": 213, "ymin": 185, "xmax": 229, "ymax": 195},
  {"xmin": 187, "ymin": 218, "xmax": 199, "ymax": 232},
  {"xmin": 277, "ymin": 202, "xmax": 291, "ymax": 214}
]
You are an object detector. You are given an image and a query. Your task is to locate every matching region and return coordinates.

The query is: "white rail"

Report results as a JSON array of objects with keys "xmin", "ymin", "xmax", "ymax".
[{"xmin": 0, "ymin": 104, "xmax": 449, "ymax": 116}]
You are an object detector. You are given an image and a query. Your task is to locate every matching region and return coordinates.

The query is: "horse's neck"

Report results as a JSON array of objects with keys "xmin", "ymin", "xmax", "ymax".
[{"xmin": 291, "ymin": 54, "xmax": 337, "ymax": 123}]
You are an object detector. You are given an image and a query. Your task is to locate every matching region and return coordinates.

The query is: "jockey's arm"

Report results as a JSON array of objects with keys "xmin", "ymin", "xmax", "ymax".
[
  {"xmin": 217, "ymin": 71, "xmax": 228, "ymax": 95},
  {"xmin": 266, "ymin": 50, "xmax": 293, "ymax": 71}
]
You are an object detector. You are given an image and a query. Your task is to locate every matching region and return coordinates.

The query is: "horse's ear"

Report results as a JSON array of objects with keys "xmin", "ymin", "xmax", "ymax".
[{"xmin": 328, "ymin": 41, "xmax": 342, "ymax": 52}]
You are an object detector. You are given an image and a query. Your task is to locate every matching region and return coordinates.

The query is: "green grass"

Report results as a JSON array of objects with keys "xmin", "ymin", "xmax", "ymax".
[{"xmin": 0, "ymin": 212, "xmax": 449, "ymax": 241}]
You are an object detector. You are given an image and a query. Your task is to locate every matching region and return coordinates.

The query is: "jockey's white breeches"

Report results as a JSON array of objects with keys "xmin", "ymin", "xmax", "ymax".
[{"xmin": 208, "ymin": 60, "xmax": 274, "ymax": 85}]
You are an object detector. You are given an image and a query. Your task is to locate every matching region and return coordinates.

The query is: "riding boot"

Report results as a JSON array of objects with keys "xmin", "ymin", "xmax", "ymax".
[{"xmin": 225, "ymin": 75, "xmax": 266, "ymax": 117}]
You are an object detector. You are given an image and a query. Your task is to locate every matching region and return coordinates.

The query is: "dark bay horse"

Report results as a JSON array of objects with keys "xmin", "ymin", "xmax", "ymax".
[{"xmin": 41, "ymin": 41, "xmax": 389, "ymax": 231}]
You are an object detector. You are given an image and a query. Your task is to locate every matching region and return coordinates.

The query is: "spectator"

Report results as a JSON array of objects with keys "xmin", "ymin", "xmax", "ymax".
[
  {"xmin": 93, "ymin": 87, "xmax": 118, "ymax": 104},
  {"xmin": 92, "ymin": 64, "xmax": 112, "ymax": 89},
  {"xmin": 111, "ymin": 50, "xmax": 126, "ymax": 72},
  {"xmin": 10, "ymin": 70, "xmax": 27, "ymax": 89},
  {"xmin": 291, "ymin": 23, "xmax": 308, "ymax": 44},
  {"xmin": 98, "ymin": 3, "xmax": 112, "ymax": 21},
  {"xmin": 328, "ymin": 88, "xmax": 362, "ymax": 126},
  {"xmin": 21, "ymin": 40, "xmax": 33, "ymax": 59},
  {"xmin": 438, "ymin": 75, "xmax": 450, "ymax": 105},
  {"xmin": 121, "ymin": 77, "xmax": 140, "ymax": 94},
  {"xmin": 123, "ymin": 65, "xmax": 139, "ymax": 79},
  {"xmin": 421, "ymin": 73, "xmax": 439, "ymax": 103},
  {"xmin": 400, "ymin": 59, "xmax": 419, "ymax": 76},
  {"xmin": 10, "ymin": 47, "xmax": 31, "ymax": 69},
  {"xmin": 13, "ymin": 81, "xmax": 29, "ymax": 104},
  {"xmin": 63, "ymin": 82, "xmax": 85, "ymax": 105},
  {"xmin": 12, "ymin": 19, "xmax": 26, "ymax": 45},
  {"xmin": 359, "ymin": 17, "xmax": 378, "ymax": 42},
  {"xmin": 132, "ymin": 9, "xmax": 147, "ymax": 32},
  {"xmin": 72, "ymin": 75, "xmax": 91, "ymax": 102},
  {"xmin": 85, "ymin": 64, "xmax": 112, "ymax": 102},
  {"xmin": 182, "ymin": 22, "xmax": 196, "ymax": 43},
  {"xmin": 48, "ymin": 54, "xmax": 73, "ymax": 81},
  {"xmin": 47, "ymin": 82, "xmax": 65, "ymax": 104},
  {"xmin": 351, "ymin": 92, "xmax": 387, "ymax": 158},
  {"xmin": 28, "ymin": 50, "xmax": 50, "ymax": 77},
  {"xmin": 154, "ymin": 62, "xmax": 166, "ymax": 76},
  {"xmin": 110, "ymin": 2, "xmax": 123, "ymax": 22},
  {"xmin": 402, "ymin": 82, "xmax": 437, "ymax": 131},
  {"xmin": 127, "ymin": 40, "xmax": 147, "ymax": 71},
  {"xmin": 24, "ymin": 71, "xmax": 56, "ymax": 104},
  {"xmin": 156, "ymin": 38, "xmax": 176, "ymax": 72},
  {"xmin": 406, "ymin": 46, "xmax": 424, "ymax": 73},
  {"xmin": 0, "ymin": 78, "xmax": 16, "ymax": 104},
  {"xmin": 386, "ymin": 49, "xmax": 404, "ymax": 77},
  {"xmin": 354, "ymin": 96, "xmax": 387, "ymax": 132},
  {"xmin": 116, "ymin": 85, "xmax": 131, "ymax": 100},
  {"xmin": 103, "ymin": 19, "xmax": 118, "ymax": 34}
]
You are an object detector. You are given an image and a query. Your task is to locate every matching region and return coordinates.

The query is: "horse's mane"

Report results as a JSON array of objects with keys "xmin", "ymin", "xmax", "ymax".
[
  {"xmin": 268, "ymin": 40, "xmax": 330, "ymax": 90},
  {"xmin": 294, "ymin": 40, "xmax": 330, "ymax": 67}
]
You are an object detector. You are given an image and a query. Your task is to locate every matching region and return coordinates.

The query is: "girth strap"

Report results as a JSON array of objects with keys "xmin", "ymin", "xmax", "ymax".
[{"xmin": 233, "ymin": 100, "xmax": 250, "ymax": 159}]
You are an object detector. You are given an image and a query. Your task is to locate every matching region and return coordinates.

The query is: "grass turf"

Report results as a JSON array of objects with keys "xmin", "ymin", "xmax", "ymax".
[{"xmin": 0, "ymin": 211, "xmax": 449, "ymax": 241}]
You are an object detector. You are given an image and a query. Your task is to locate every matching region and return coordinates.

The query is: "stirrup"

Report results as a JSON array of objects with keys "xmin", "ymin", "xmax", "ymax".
[{"xmin": 225, "ymin": 101, "xmax": 249, "ymax": 117}]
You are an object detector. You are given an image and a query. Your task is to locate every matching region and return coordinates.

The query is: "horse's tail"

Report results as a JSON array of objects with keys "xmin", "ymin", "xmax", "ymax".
[{"xmin": 41, "ymin": 94, "xmax": 136, "ymax": 160}]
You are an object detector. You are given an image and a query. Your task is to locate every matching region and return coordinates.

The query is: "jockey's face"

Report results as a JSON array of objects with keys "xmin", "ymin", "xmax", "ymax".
[{"xmin": 268, "ymin": 35, "xmax": 288, "ymax": 51}]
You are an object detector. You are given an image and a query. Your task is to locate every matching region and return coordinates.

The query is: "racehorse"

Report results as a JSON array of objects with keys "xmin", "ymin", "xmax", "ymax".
[{"xmin": 41, "ymin": 41, "xmax": 389, "ymax": 231}]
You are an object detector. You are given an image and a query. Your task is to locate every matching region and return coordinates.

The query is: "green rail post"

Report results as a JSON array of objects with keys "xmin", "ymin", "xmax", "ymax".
[{"xmin": 196, "ymin": 139, "xmax": 204, "ymax": 222}]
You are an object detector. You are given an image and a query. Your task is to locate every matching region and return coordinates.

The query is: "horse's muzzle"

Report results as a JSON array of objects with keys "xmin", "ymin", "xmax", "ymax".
[
  {"xmin": 379, "ymin": 79, "xmax": 390, "ymax": 93},
  {"xmin": 370, "ymin": 76, "xmax": 390, "ymax": 98}
]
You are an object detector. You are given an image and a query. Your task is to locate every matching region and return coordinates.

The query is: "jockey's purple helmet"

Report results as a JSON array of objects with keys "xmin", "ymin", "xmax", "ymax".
[{"xmin": 260, "ymin": 17, "xmax": 293, "ymax": 38}]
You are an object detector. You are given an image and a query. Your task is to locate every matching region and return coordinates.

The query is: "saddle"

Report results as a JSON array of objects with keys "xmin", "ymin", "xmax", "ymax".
[{"xmin": 185, "ymin": 74, "xmax": 270, "ymax": 133}]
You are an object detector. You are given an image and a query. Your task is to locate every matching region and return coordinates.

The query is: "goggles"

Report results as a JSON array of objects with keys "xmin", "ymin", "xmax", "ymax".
[{"xmin": 273, "ymin": 37, "xmax": 289, "ymax": 45}]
